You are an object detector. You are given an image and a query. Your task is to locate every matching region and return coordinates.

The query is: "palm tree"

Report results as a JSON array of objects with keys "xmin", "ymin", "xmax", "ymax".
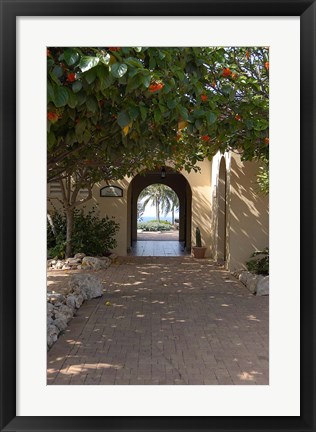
[{"xmin": 138, "ymin": 184, "xmax": 179, "ymax": 223}]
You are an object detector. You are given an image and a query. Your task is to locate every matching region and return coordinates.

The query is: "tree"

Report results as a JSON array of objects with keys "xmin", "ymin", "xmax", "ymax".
[
  {"xmin": 160, "ymin": 187, "xmax": 179, "ymax": 225},
  {"xmin": 47, "ymin": 46, "xmax": 269, "ymax": 255},
  {"xmin": 138, "ymin": 184, "xmax": 179, "ymax": 223}
]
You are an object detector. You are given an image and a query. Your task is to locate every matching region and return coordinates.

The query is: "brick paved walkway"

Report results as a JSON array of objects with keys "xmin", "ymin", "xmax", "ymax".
[{"xmin": 47, "ymin": 257, "xmax": 269, "ymax": 385}]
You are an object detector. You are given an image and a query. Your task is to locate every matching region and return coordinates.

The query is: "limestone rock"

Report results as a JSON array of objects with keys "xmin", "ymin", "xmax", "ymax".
[
  {"xmin": 47, "ymin": 302, "xmax": 54, "ymax": 315},
  {"xmin": 47, "ymin": 293, "xmax": 66, "ymax": 304},
  {"xmin": 47, "ymin": 324, "xmax": 59, "ymax": 348},
  {"xmin": 54, "ymin": 260, "xmax": 65, "ymax": 270},
  {"xmin": 66, "ymin": 257, "xmax": 81, "ymax": 266},
  {"xmin": 66, "ymin": 295, "xmax": 77, "ymax": 310},
  {"xmin": 82, "ymin": 256, "xmax": 111, "ymax": 271},
  {"xmin": 256, "ymin": 276, "xmax": 269, "ymax": 296},
  {"xmin": 69, "ymin": 273, "xmax": 103, "ymax": 300},
  {"xmin": 74, "ymin": 253, "xmax": 86, "ymax": 260},
  {"xmin": 54, "ymin": 317, "xmax": 68, "ymax": 332},
  {"xmin": 54, "ymin": 304, "xmax": 74, "ymax": 322},
  {"xmin": 74, "ymin": 294, "xmax": 84, "ymax": 308}
]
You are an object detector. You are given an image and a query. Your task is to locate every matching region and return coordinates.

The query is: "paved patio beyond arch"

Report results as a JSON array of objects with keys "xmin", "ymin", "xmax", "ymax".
[{"xmin": 47, "ymin": 257, "xmax": 269, "ymax": 385}]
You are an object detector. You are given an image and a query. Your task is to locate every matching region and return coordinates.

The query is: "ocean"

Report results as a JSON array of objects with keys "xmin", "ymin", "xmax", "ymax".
[{"xmin": 139, "ymin": 215, "xmax": 179, "ymax": 223}]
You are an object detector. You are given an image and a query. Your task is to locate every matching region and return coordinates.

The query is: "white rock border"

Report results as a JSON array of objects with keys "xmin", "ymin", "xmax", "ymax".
[
  {"xmin": 47, "ymin": 253, "xmax": 117, "ymax": 350},
  {"xmin": 233, "ymin": 270, "xmax": 269, "ymax": 296}
]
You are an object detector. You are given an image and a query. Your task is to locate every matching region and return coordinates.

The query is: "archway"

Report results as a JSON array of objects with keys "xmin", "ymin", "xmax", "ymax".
[
  {"xmin": 217, "ymin": 157, "xmax": 227, "ymax": 263},
  {"xmin": 127, "ymin": 167, "xmax": 192, "ymax": 256}
]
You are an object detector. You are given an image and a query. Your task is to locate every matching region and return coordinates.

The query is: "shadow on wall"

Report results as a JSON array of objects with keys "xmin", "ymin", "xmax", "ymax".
[{"xmin": 228, "ymin": 156, "xmax": 269, "ymax": 270}]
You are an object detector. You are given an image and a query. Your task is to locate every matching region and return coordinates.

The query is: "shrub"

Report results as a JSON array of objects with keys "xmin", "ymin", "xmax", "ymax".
[
  {"xmin": 137, "ymin": 221, "xmax": 172, "ymax": 232},
  {"xmin": 47, "ymin": 208, "xmax": 120, "ymax": 258},
  {"xmin": 246, "ymin": 248, "xmax": 269, "ymax": 275}
]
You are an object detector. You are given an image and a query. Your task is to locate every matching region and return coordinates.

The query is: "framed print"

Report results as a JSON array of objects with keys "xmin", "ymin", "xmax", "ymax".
[{"xmin": 0, "ymin": 1, "xmax": 315, "ymax": 431}]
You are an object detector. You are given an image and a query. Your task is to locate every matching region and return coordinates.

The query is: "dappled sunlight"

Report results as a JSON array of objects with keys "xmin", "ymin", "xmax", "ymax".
[
  {"xmin": 247, "ymin": 314, "xmax": 261, "ymax": 322},
  {"xmin": 237, "ymin": 370, "xmax": 263, "ymax": 382}
]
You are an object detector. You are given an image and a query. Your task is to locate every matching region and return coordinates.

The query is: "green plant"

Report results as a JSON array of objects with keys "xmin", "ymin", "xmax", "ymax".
[
  {"xmin": 196, "ymin": 227, "xmax": 202, "ymax": 247},
  {"xmin": 47, "ymin": 207, "xmax": 120, "ymax": 258},
  {"xmin": 246, "ymin": 248, "xmax": 269, "ymax": 275},
  {"xmin": 137, "ymin": 221, "xmax": 172, "ymax": 232}
]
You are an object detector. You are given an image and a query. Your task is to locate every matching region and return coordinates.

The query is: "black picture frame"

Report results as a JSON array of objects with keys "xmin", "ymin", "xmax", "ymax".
[
  {"xmin": 0, "ymin": 1, "xmax": 315, "ymax": 431},
  {"xmin": 100, "ymin": 185, "xmax": 124, "ymax": 197}
]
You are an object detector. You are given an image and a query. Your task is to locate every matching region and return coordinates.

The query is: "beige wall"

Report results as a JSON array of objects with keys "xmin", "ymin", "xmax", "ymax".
[
  {"xmin": 181, "ymin": 160, "xmax": 213, "ymax": 257},
  {"xmin": 211, "ymin": 152, "xmax": 269, "ymax": 271},
  {"xmin": 48, "ymin": 153, "xmax": 268, "ymax": 266}
]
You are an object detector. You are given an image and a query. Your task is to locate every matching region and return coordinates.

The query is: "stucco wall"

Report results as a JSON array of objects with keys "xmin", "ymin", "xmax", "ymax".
[
  {"xmin": 48, "ymin": 154, "xmax": 268, "ymax": 264},
  {"xmin": 181, "ymin": 159, "xmax": 213, "ymax": 257},
  {"xmin": 228, "ymin": 154, "xmax": 269, "ymax": 270}
]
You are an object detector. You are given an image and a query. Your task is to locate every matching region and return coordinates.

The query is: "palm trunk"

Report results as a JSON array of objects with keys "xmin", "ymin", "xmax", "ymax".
[
  {"xmin": 172, "ymin": 207, "xmax": 175, "ymax": 225},
  {"xmin": 65, "ymin": 208, "xmax": 74, "ymax": 258}
]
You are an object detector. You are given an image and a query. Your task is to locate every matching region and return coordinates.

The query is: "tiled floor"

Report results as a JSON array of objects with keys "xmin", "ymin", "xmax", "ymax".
[
  {"xmin": 47, "ymin": 257, "xmax": 269, "ymax": 385},
  {"xmin": 129, "ymin": 240, "xmax": 188, "ymax": 256}
]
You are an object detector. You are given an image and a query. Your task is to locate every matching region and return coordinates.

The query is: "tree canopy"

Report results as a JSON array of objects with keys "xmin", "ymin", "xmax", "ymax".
[{"xmin": 47, "ymin": 46, "xmax": 269, "ymax": 183}]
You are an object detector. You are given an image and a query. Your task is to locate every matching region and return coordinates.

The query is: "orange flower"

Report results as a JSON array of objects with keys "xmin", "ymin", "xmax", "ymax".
[
  {"xmin": 47, "ymin": 112, "xmax": 59, "ymax": 123},
  {"xmin": 201, "ymin": 94, "xmax": 208, "ymax": 102},
  {"xmin": 235, "ymin": 114, "xmax": 241, "ymax": 121},
  {"xmin": 231, "ymin": 73, "xmax": 237, "ymax": 79},
  {"xmin": 108, "ymin": 47, "xmax": 120, "ymax": 51},
  {"xmin": 201, "ymin": 135, "xmax": 210, "ymax": 142},
  {"xmin": 246, "ymin": 51, "xmax": 250, "ymax": 60},
  {"xmin": 222, "ymin": 68, "xmax": 232, "ymax": 77},
  {"xmin": 264, "ymin": 137, "xmax": 269, "ymax": 145},
  {"xmin": 67, "ymin": 72, "xmax": 76, "ymax": 82},
  {"xmin": 265, "ymin": 61, "xmax": 269, "ymax": 70},
  {"xmin": 148, "ymin": 82, "xmax": 164, "ymax": 92}
]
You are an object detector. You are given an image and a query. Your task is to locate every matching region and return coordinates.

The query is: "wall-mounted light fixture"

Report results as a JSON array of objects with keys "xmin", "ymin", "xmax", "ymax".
[{"xmin": 160, "ymin": 166, "xmax": 166, "ymax": 179}]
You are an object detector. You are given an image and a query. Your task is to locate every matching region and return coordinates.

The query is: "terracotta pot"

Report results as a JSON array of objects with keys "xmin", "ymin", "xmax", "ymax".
[{"xmin": 192, "ymin": 246, "xmax": 207, "ymax": 259}]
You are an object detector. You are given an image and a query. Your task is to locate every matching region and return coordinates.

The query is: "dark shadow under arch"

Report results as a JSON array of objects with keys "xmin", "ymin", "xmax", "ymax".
[{"xmin": 217, "ymin": 157, "xmax": 227, "ymax": 262}]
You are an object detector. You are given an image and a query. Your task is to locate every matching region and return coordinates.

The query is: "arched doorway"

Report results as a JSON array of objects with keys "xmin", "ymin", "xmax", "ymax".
[
  {"xmin": 217, "ymin": 157, "xmax": 227, "ymax": 263},
  {"xmin": 127, "ymin": 167, "xmax": 192, "ymax": 256}
]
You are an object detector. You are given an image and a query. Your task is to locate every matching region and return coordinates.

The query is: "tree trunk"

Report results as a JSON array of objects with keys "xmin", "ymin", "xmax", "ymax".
[
  {"xmin": 65, "ymin": 208, "xmax": 74, "ymax": 258},
  {"xmin": 172, "ymin": 207, "xmax": 175, "ymax": 225},
  {"xmin": 47, "ymin": 212, "xmax": 57, "ymax": 237},
  {"xmin": 156, "ymin": 198, "xmax": 160, "ymax": 222}
]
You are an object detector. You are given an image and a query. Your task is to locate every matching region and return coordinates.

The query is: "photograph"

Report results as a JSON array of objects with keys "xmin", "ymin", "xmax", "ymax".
[
  {"xmin": 1, "ymin": 2, "xmax": 315, "ymax": 429},
  {"xmin": 46, "ymin": 46, "xmax": 270, "ymax": 385}
]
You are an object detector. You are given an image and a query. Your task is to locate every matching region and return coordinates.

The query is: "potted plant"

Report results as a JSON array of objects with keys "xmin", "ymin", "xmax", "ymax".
[{"xmin": 192, "ymin": 227, "xmax": 207, "ymax": 259}]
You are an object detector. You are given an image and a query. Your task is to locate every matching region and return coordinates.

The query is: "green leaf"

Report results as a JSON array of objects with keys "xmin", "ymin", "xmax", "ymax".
[
  {"xmin": 177, "ymin": 105, "xmax": 189, "ymax": 121},
  {"xmin": 154, "ymin": 108, "xmax": 162, "ymax": 123},
  {"xmin": 72, "ymin": 81, "xmax": 82, "ymax": 93},
  {"xmin": 111, "ymin": 63, "xmax": 128, "ymax": 78},
  {"xmin": 206, "ymin": 111, "xmax": 217, "ymax": 125},
  {"xmin": 142, "ymin": 74, "xmax": 151, "ymax": 88},
  {"xmin": 117, "ymin": 110, "xmax": 130, "ymax": 128},
  {"xmin": 128, "ymin": 106, "xmax": 139, "ymax": 121},
  {"xmin": 79, "ymin": 56, "xmax": 100, "ymax": 73},
  {"xmin": 47, "ymin": 83, "xmax": 54, "ymax": 103},
  {"xmin": 67, "ymin": 90, "xmax": 78, "ymax": 109},
  {"xmin": 83, "ymin": 129, "xmax": 91, "ymax": 144},
  {"xmin": 52, "ymin": 65, "xmax": 63, "ymax": 79},
  {"xmin": 86, "ymin": 96, "xmax": 98, "ymax": 113},
  {"xmin": 64, "ymin": 48, "xmax": 80, "ymax": 66},
  {"xmin": 134, "ymin": 47, "xmax": 142, "ymax": 52},
  {"xmin": 47, "ymin": 131, "xmax": 56, "ymax": 150},
  {"xmin": 84, "ymin": 68, "xmax": 97, "ymax": 84},
  {"xmin": 98, "ymin": 53, "xmax": 111, "ymax": 65},
  {"xmin": 124, "ymin": 57, "xmax": 144, "ymax": 69},
  {"xmin": 167, "ymin": 99, "xmax": 178, "ymax": 110},
  {"xmin": 75, "ymin": 119, "xmax": 86, "ymax": 139},
  {"xmin": 140, "ymin": 106, "xmax": 147, "ymax": 121},
  {"xmin": 54, "ymin": 86, "xmax": 69, "ymax": 107}
]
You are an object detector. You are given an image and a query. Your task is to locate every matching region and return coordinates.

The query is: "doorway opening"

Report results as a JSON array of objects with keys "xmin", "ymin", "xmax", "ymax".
[{"xmin": 127, "ymin": 167, "xmax": 192, "ymax": 256}]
